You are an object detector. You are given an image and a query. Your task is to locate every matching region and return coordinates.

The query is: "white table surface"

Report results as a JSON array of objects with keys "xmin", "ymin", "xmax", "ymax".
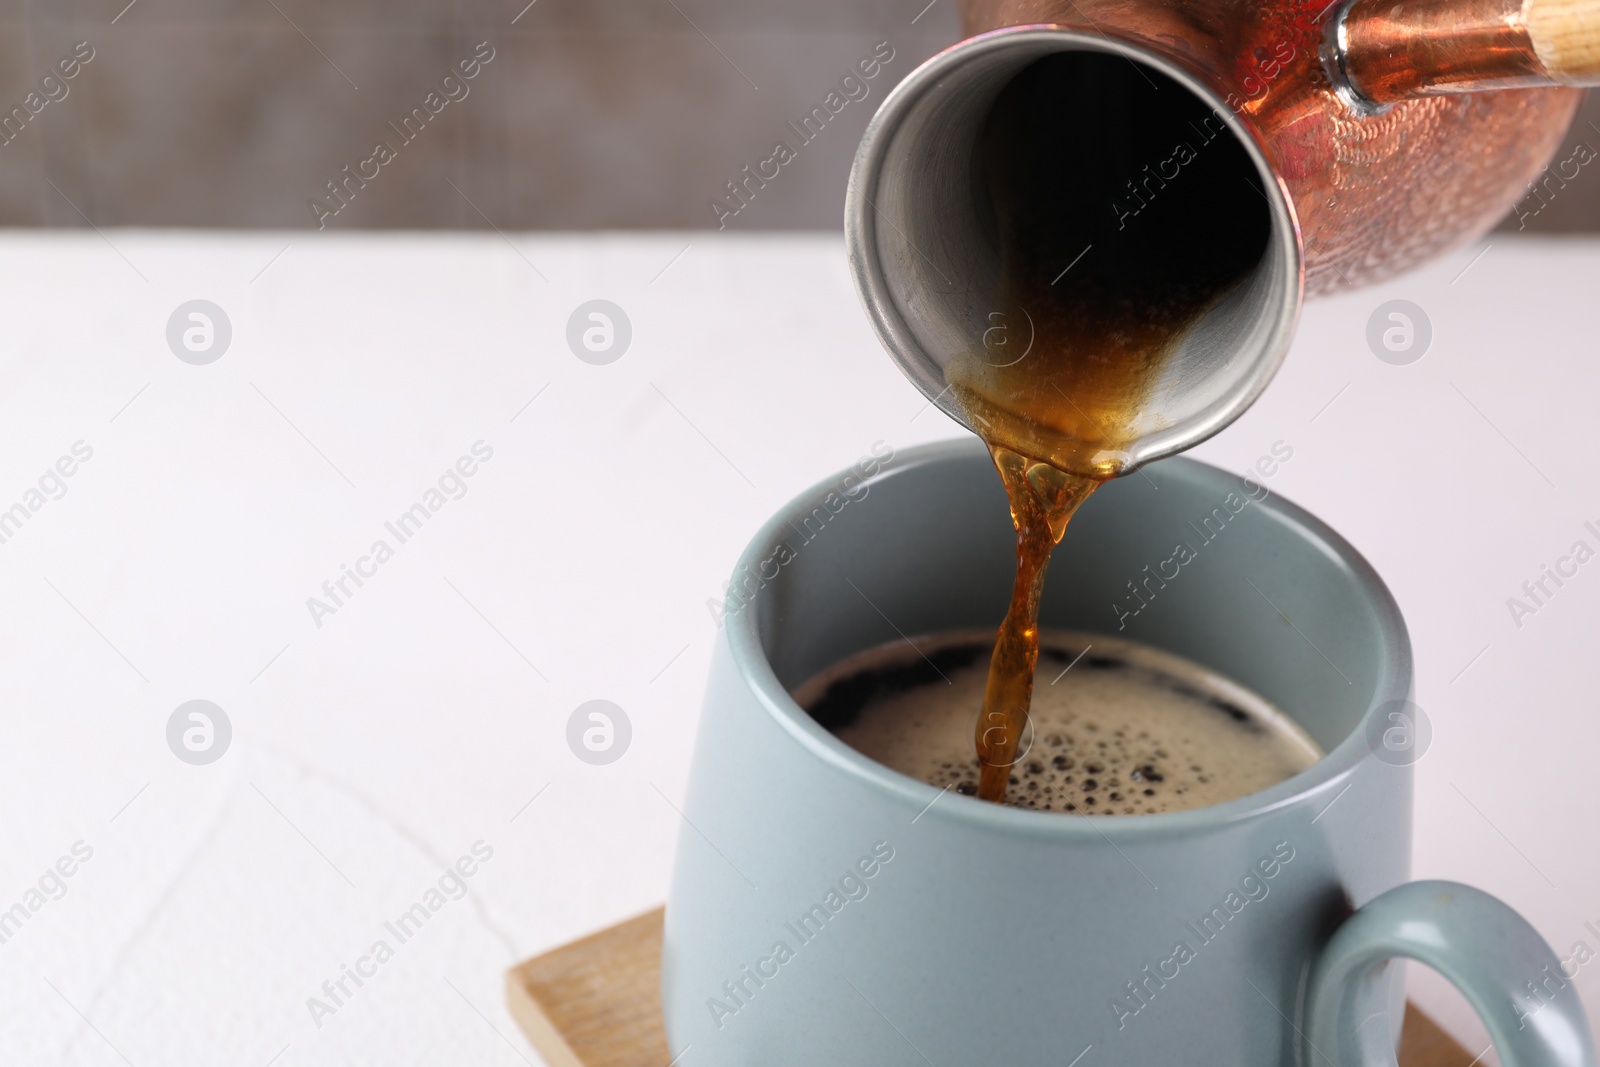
[{"xmin": 0, "ymin": 230, "xmax": 1595, "ymax": 1065}]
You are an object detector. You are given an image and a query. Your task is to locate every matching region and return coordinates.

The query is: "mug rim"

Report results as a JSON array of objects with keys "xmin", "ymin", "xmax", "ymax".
[{"xmin": 723, "ymin": 437, "xmax": 1414, "ymax": 840}]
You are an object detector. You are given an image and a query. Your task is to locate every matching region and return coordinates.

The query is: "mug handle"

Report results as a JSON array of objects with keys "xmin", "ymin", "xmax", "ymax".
[{"xmin": 1306, "ymin": 880, "xmax": 1596, "ymax": 1067}]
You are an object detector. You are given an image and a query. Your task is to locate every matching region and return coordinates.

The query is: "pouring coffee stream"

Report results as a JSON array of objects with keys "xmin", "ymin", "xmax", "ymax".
[
  {"xmin": 960, "ymin": 51, "xmax": 1274, "ymax": 797},
  {"xmin": 847, "ymin": 0, "xmax": 1600, "ymax": 803}
]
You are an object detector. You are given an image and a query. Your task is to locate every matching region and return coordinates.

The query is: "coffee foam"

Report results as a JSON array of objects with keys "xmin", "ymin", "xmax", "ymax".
[{"xmin": 793, "ymin": 630, "xmax": 1322, "ymax": 815}]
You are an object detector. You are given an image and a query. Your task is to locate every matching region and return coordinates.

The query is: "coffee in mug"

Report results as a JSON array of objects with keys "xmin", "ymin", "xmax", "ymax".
[{"xmin": 793, "ymin": 629, "xmax": 1320, "ymax": 815}]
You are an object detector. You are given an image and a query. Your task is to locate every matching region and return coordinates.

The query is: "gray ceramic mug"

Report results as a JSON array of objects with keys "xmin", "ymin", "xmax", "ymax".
[{"xmin": 662, "ymin": 438, "xmax": 1595, "ymax": 1067}]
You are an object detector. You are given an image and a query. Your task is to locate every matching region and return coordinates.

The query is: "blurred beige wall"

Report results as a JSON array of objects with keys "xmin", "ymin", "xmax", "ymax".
[{"xmin": 0, "ymin": 0, "xmax": 1594, "ymax": 232}]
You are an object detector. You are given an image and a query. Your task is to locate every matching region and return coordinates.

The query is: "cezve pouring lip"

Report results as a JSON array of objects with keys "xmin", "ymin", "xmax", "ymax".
[{"xmin": 846, "ymin": 0, "xmax": 1598, "ymax": 471}]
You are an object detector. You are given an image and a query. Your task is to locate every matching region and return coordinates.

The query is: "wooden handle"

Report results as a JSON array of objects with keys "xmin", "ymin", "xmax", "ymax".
[{"xmin": 1526, "ymin": 0, "xmax": 1600, "ymax": 84}]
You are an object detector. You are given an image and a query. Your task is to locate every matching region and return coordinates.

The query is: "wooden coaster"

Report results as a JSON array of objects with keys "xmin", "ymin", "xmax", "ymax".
[{"xmin": 507, "ymin": 907, "xmax": 1477, "ymax": 1066}]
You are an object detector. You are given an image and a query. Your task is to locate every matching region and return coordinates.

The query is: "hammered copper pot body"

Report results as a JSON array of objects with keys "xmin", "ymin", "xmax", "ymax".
[{"xmin": 960, "ymin": 0, "xmax": 1582, "ymax": 295}]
